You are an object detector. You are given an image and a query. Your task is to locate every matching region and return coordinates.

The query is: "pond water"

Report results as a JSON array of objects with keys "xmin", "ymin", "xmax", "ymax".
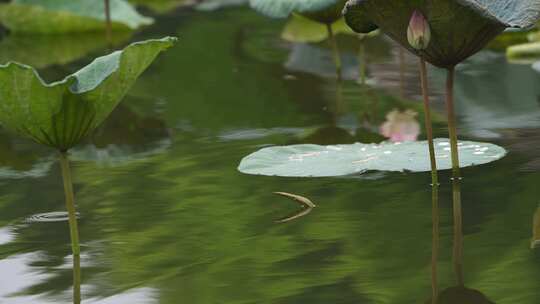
[{"xmin": 1, "ymin": 5, "xmax": 540, "ymax": 304}]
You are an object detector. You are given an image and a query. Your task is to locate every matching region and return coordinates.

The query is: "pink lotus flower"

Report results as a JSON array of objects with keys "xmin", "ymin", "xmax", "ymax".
[
  {"xmin": 407, "ymin": 10, "xmax": 431, "ymax": 50},
  {"xmin": 380, "ymin": 109, "xmax": 420, "ymax": 142}
]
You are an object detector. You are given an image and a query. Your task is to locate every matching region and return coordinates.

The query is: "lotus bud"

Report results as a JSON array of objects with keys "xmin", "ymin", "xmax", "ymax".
[{"xmin": 407, "ymin": 10, "xmax": 431, "ymax": 50}]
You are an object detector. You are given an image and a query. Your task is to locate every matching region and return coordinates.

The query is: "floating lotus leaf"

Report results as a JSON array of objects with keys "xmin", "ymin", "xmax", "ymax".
[
  {"xmin": 344, "ymin": 0, "xmax": 540, "ymax": 68},
  {"xmin": 250, "ymin": 0, "xmax": 346, "ymax": 24},
  {"xmin": 238, "ymin": 138, "xmax": 506, "ymax": 177},
  {"xmin": 0, "ymin": 37, "xmax": 177, "ymax": 151},
  {"xmin": 0, "ymin": 0, "xmax": 153, "ymax": 33}
]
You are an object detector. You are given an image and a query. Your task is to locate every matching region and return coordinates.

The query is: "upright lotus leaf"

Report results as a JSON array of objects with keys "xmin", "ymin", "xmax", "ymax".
[
  {"xmin": 250, "ymin": 0, "xmax": 346, "ymax": 24},
  {"xmin": 343, "ymin": 0, "xmax": 540, "ymax": 68},
  {"xmin": 0, "ymin": 37, "xmax": 177, "ymax": 151},
  {"xmin": 0, "ymin": 0, "xmax": 153, "ymax": 33}
]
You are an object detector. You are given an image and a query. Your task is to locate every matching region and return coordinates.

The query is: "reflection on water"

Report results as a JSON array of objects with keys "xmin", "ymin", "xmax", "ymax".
[
  {"xmin": 0, "ymin": 5, "xmax": 539, "ymax": 304},
  {"xmin": 428, "ymin": 179, "xmax": 496, "ymax": 304}
]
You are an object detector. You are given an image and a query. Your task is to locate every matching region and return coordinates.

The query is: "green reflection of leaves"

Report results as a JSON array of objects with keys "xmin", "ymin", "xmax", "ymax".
[{"xmin": 0, "ymin": 32, "xmax": 132, "ymax": 69}]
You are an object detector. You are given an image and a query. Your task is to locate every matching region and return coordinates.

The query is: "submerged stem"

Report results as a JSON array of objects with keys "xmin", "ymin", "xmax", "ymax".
[
  {"xmin": 59, "ymin": 152, "xmax": 80, "ymax": 255},
  {"xmin": 419, "ymin": 59, "xmax": 438, "ymax": 187},
  {"xmin": 446, "ymin": 67, "xmax": 464, "ymax": 286},
  {"xmin": 445, "ymin": 67, "xmax": 460, "ymax": 177},
  {"xmin": 73, "ymin": 253, "xmax": 81, "ymax": 304},
  {"xmin": 59, "ymin": 151, "xmax": 81, "ymax": 303},
  {"xmin": 452, "ymin": 173, "xmax": 464, "ymax": 286},
  {"xmin": 326, "ymin": 23, "xmax": 342, "ymax": 80},
  {"xmin": 399, "ymin": 47, "xmax": 405, "ymax": 98},
  {"xmin": 419, "ymin": 58, "xmax": 439, "ymax": 303}
]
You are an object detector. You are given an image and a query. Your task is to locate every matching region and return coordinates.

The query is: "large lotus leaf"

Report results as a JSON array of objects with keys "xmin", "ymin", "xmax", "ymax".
[
  {"xmin": 0, "ymin": 37, "xmax": 177, "ymax": 151},
  {"xmin": 0, "ymin": 0, "xmax": 153, "ymax": 33},
  {"xmin": 343, "ymin": 0, "xmax": 540, "ymax": 68},
  {"xmin": 249, "ymin": 0, "xmax": 339, "ymax": 20},
  {"xmin": 238, "ymin": 138, "xmax": 506, "ymax": 177}
]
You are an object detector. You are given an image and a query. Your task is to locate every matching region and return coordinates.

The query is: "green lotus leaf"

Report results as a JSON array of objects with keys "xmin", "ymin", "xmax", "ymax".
[
  {"xmin": 250, "ymin": 0, "xmax": 344, "ymax": 23},
  {"xmin": 507, "ymin": 41, "xmax": 540, "ymax": 60},
  {"xmin": 343, "ymin": 0, "xmax": 540, "ymax": 68},
  {"xmin": 129, "ymin": 0, "xmax": 194, "ymax": 13},
  {"xmin": 282, "ymin": 14, "xmax": 354, "ymax": 43},
  {"xmin": 238, "ymin": 138, "xmax": 506, "ymax": 177},
  {"xmin": 0, "ymin": 37, "xmax": 177, "ymax": 151},
  {"xmin": 529, "ymin": 31, "xmax": 540, "ymax": 42},
  {"xmin": 0, "ymin": 0, "xmax": 153, "ymax": 33},
  {"xmin": 196, "ymin": 0, "xmax": 248, "ymax": 11}
]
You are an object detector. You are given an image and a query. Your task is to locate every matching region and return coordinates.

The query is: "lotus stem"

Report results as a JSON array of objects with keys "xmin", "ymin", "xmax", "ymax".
[
  {"xmin": 446, "ymin": 66, "xmax": 464, "ymax": 286},
  {"xmin": 358, "ymin": 38, "xmax": 367, "ymax": 85},
  {"xmin": 452, "ymin": 177, "xmax": 464, "ymax": 286},
  {"xmin": 431, "ymin": 180, "xmax": 440, "ymax": 304},
  {"xmin": 326, "ymin": 23, "xmax": 342, "ymax": 80},
  {"xmin": 104, "ymin": 0, "xmax": 112, "ymax": 44},
  {"xmin": 445, "ymin": 67, "xmax": 460, "ymax": 177},
  {"xmin": 59, "ymin": 151, "xmax": 81, "ymax": 302},
  {"xmin": 73, "ymin": 253, "xmax": 81, "ymax": 304},
  {"xmin": 59, "ymin": 152, "xmax": 80, "ymax": 256},
  {"xmin": 419, "ymin": 58, "xmax": 439, "ymax": 303},
  {"xmin": 399, "ymin": 47, "xmax": 405, "ymax": 98},
  {"xmin": 419, "ymin": 59, "xmax": 438, "ymax": 188}
]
